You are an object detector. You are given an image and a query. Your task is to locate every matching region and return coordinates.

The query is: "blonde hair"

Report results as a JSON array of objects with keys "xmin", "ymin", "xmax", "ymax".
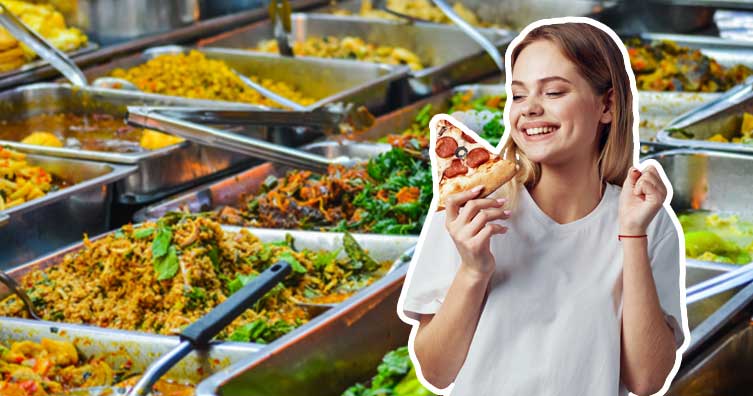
[{"xmin": 497, "ymin": 22, "xmax": 634, "ymax": 207}]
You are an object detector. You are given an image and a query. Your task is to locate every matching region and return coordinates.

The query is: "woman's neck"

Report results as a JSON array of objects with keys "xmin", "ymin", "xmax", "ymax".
[{"xmin": 529, "ymin": 156, "xmax": 604, "ymax": 225}]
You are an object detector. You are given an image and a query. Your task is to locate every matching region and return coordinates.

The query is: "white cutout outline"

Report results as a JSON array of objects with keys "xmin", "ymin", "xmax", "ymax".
[{"xmin": 395, "ymin": 16, "xmax": 690, "ymax": 396}]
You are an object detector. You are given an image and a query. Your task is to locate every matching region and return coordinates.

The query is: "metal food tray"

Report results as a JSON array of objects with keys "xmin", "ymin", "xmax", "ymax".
[
  {"xmin": 0, "ymin": 83, "xmax": 293, "ymax": 204},
  {"xmin": 1, "ymin": 226, "xmax": 418, "ymax": 349},
  {"xmin": 634, "ymin": 33, "xmax": 753, "ymax": 140},
  {"xmin": 655, "ymin": 81, "xmax": 753, "ymax": 154},
  {"xmin": 667, "ymin": 282, "xmax": 753, "ymax": 395},
  {"xmin": 193, "ymin": 264, "xmax": 733, "ymax": 396},
  {"xmin": 197, "ymin": 14, "xmax": 514, "ymax": 98},
  {"xmin": 0, "ymin": 153, "xmax": 135, "ymax": 270},
  {"xmin": 318, "ymin": 0, "xmax": 618, "ymax": 31},
  {"xmin": 132, "ymin": 83, "xmax": 498, "ymax": 222},
  {"xmin": 82, "ymin": 45, "xmax": 410, "ymax": 115}
]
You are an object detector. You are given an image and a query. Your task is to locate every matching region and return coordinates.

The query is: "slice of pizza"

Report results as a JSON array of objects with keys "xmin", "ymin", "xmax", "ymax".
[{"xmin": 432, "ymin": 117, "xmax": 517, "ymax": 209}]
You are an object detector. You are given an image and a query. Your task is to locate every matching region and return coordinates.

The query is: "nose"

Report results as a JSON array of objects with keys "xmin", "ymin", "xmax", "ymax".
[{"xmin": 522, "ymin": 95, "xmax": 543, "ymax": 117}]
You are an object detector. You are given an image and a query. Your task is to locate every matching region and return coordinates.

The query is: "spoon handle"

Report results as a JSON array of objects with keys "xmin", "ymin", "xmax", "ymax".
[{"xmin": 0, "ymin": 269, "xmax": 42, "ymax": 320}]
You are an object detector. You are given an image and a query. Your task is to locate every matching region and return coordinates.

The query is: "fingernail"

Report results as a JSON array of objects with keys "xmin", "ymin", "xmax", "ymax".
[
  {"xmin": 504, "ymin": 210, "xmax": 512, "ymax": 216},
  {"xmin": 472, "ymin": 186, "xmax": 483, "ymax": 192},
  {"xmin": 497, "ymin": 198, "xmax": 507, "ymax": 204}
]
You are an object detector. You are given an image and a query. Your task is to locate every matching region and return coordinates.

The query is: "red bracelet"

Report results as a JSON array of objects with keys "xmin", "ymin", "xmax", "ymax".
[{"xmin": 618, "ymin": 234, "xmax": 647, "ymax": 241}]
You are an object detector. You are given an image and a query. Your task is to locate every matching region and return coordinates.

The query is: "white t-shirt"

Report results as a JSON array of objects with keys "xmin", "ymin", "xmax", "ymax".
[{"xmin": 400, "ymin": 183, "xmax": 686, "ymax": 396}]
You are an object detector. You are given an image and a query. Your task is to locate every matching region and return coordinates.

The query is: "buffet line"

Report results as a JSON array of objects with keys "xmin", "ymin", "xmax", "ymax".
[{"xmin": 1, "ymin": 0, "xmax": 753, "ymax": 395}]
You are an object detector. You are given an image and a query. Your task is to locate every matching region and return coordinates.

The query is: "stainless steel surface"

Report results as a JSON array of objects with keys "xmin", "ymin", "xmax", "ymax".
[
  {"xmin": 71, "ymin": 0, "xmax": 200, "ymax": 45},
  {"xmin": 668, "ymin": 283, "xmax": 753, "ymax": 394},
  {"xmin": 1, "ymin": 226, "xmax": 418, "ymax": 349},
  {"xmin": 197, "ymin": 14, "xmax": 513, "ymax": 98},
  {"xmin": 687, "ymin": 264, "xmax": 753, "ymax": 304},
  {"xmin": 301, "ymin": 140, "xmax": 391, "ymax": 161},
  {"xmin": 432, "ymin": 0, "xmax": 504, "ymax": 72},
  {"xmin": 270, "ymin": 0, "xmax": 294, "ymax": 56},
  {"xmin": 0, "ymin": 269, "xmax": 42, "ymax": 320},
  {"xmin": 83, "ymin": 45, "xmax": 410, "ymax": 114},
  {"xmin": 0, "ymin": 4, "xmax": 87, "ymax": 86},
  {"xmin": 0, "ymin": 154, "xmax": 135, "ymax": 270},
  {"xmin": 126, "ymin": 107, "xmax": 356, "ymax": 173},
  {"xmin": 657, "ymin": 76, "xmax": 753, "ymax": 154},
  {"xmin": 0, "ymin": 83, "xmax": 266, "ymax": 204},
  {"xmin": 129, "ymin": 341, "xmax": 194, "ymax": 396},
  {"xmin": 0, "ymin": 213, "xmax": 7, "ymax": 227}
]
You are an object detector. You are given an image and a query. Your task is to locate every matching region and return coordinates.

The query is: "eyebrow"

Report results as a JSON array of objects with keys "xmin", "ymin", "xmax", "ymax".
[{"xmin": 511, "ymin": 76, "xmax": 573, "ymax": 86}]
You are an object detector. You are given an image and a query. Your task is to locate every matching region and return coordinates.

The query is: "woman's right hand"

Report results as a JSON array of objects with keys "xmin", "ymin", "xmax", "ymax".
[{"xmin": 444, "ymin": 186, "xmax": 510, "ymax": 278}]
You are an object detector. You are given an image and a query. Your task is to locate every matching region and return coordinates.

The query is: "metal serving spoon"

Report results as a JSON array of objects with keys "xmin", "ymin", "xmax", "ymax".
[{"xmin": 0, "ymin": 268, "xmax": 42, "ymax": 320}]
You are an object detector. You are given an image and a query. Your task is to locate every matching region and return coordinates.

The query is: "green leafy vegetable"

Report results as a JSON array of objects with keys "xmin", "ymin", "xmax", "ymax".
[
  {"xmin": 227, "ymin": 273, "xmax": 257, "ymax": 294},
  {"xmin": 278, "ymin": 251, "xmax": 306, "ymax": 274},
  {"xmin": 152, "ymin": 223, "xmax": 172, "ymax": 259},
  {"xmin": 343, "ymin": 232, "xmax": 379, "ymax": 272},
  {"xmin": 133, "ymin": 227, "xmax": 155, "ymax": 240},
  {"xmin": 154, "ymin": 245, "xmax": 179, "ymax": 281},
  {"xmin": 229, "ymin": 318, "xmax": 296, "ymax": 344}
]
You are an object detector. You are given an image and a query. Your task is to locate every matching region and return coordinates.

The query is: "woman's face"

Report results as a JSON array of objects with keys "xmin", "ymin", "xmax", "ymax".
[{"xmin": 509, "ymin": 40, "xmax": 612, "ymax": 167}]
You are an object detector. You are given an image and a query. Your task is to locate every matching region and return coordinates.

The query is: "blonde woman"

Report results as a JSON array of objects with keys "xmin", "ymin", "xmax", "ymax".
[{"xmin": 399, "ymin": 18, "xmax": 687, "ymax": 395}]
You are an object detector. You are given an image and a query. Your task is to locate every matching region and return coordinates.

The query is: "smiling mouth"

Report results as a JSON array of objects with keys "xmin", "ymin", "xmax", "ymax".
[{"xmin": 524, "ymin": 126, "xmax": 558, "ymax": 136}]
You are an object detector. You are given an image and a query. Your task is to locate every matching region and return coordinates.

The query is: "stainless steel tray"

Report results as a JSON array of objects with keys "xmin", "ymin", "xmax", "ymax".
[
  {"xmin": 197, "ymin": 13, "xmax": 514, "ymax": 98},
  {"xmin": 668, "ymin": 282, "xmax": 753, "ymax": 394},
  {"xmin": 83, "ymin": 45, "xmax": 410, "ymax": 114},
  {"xmin": 0, "ymin": 83, "xmax": 284, "ymax": 204},
  {"xmin": 634, "ymin": 33, "xmax": 753, "ymax": 141},
  {"xmin": 0, "ymin": 153, "xmax": 135, "ymax": 270},
  {"xmin": 1, "ymin": 226, "xmax": 417, "ymax": 349},
  {"xmin": 318, "ymin": 0, "xmax": 617, "ymax": 31},
  {"xmin": 655, "ymin": 83, "xmax": 753, "ymax": 155}
]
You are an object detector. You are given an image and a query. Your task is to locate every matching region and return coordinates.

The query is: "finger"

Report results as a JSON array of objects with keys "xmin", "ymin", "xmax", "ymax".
[
  {"xmin": 457, "ymin": 197, "xmax": 507, "ymax": 225},
  {"xmin": 624, "ymin": 167, "xmax": 641, "ymax": 189},
  {"xmin": 473, "ymin": 223, "xmax": 508, "ymax": 244},
  {"xmin": 445, "ymin": 186, "xmax": 484, "ymax": 223},
  {"xmin": 633, "ymin": 178, "xmax": 658, "ymax": 198},
  {"xmin": 464, "ymin": 208, "xmax": 512, "ymax": 236},
  {"xmin": 641, "ymin": 171, "xmax": 667, "ymax": 196}
]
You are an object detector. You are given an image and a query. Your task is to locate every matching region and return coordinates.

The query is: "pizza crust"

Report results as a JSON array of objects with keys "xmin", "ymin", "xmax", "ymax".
[{"xmin": 438, "ymin": 158, "xmax": 517, "ymax": 209}]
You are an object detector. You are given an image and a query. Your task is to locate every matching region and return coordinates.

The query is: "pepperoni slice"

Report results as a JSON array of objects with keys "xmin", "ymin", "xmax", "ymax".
[
  {"xmin": 436, "ymin": 136, "xmax": 458, "ymax": 158},
  {"xmin": 443, "ymin": 159, "xmax": 468, "ymax": 179},
  {"xmin": 466, "ymin": 148, "xmax": 490, "ymax": 168},
  {"xmin": 461, "ymin": 132, "xmax": 476, "ymax": 143}
]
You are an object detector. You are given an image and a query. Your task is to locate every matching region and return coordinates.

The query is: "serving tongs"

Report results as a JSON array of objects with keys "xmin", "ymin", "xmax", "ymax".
[
  {"xmin": 667, "ymin": 75, "xmax": 753, "ymax": 130},
  {"xmin": 268, "ymin": 0, "xmax": 294, "ymax": 57},
  {"xmin": 0, "ymin": 3, "xmax": 87, "ymax": 86},
  {"xmin": 126, "ymin": 106, "xmax": 381, "ymax": 173},
  {"xmin": 686, "ymin": 260, "xmax": 753, "ymax": 305},
  {"xmin": 372, "ymin": 0, "xmax": 504, "ymax": 72},
  {"xmin": 59, "ymin": 261, "xmax": 292, "ymax": 396}
]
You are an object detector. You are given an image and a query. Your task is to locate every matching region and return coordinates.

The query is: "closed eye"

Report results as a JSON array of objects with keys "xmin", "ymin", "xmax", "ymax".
[
  {"xmin": 512, "ymin": 95, "xmax": 526, "ymax": 101},
  {"xmin": 546, "ymin": 92, "xmax": 564, "ymax": 97}
]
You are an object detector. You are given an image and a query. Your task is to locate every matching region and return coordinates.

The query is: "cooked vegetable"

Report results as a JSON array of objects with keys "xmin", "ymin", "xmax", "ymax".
[
  {"xmin": 332, "ymin": 0, "xmax": 499, "ymax": 29},
  {"xmin": 0, "ymin": 217, "xmax": 390, "ymax": 343},
  {"xmin": 626, "ymin": 38, "xmax": 753, "ymax": 92},
  {"xmin": 0, "ymin": 0, "xmax": 88, "ymax": 73},
  {"xmin": 110, "ymin": 50, "xmax": 315, "ymax": 109},
  {"xmin": 680, "ymin": 211, "xmax": 753, "ymax": 265},
  {"xmin": 342, "ymin": 346, "xmax": 435, "ymax": 396},
  {"xmin": 0, "ymin": 147, "xmax": 66, "ymax": 210},
  {"xmin": 670, "ymin": 112, "xmax": 753, "ymax": 144},
  {"xmin": 255, "ymin": 36, "xmax": 424, "ymax": 70}
]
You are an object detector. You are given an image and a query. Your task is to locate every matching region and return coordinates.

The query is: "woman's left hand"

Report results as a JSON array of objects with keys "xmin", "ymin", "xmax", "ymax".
[{"xmin": 619, "ymin": 165, "xmax": 668, "ymax": 235}]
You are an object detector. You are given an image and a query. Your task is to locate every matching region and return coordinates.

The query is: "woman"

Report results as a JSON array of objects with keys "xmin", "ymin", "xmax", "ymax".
[{"xmin": 399, "ymin": 18, "xmax": 687, "ymax": 395}]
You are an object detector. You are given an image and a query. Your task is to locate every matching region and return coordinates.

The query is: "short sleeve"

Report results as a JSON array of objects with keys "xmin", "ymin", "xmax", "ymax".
[
  {"xmin": 648, "ymin": 213, "xmax": 687, "ymax": 348},
  {"xmin": 400, "ymin": 210, "xmax": 462, "ymax": 320}
]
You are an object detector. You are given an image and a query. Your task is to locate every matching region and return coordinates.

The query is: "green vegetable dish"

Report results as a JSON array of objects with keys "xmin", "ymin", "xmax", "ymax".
[
  {"xmin": 343, "ymin": 347, "xmax": 436, "ymax": 396},
  {"xmin": 212, "ymin": 89, "xmax": 507, "ymax": 235},
  {"xmin": 680, "ymin": 211, "xmax": 753, "ymax": 265}
]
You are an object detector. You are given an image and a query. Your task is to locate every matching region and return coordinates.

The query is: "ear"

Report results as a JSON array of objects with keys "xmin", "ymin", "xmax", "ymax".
[{"xmin": 599, "ymin": 88, "xmax": 615, "ymax": 124}]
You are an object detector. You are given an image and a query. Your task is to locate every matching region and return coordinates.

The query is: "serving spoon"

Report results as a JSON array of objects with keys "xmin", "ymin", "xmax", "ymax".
[{"xmin": 0, "ymin": 268, "xmax": 43, "ymax": 320}]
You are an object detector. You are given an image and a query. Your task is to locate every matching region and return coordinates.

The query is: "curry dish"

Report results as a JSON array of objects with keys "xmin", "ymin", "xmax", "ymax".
[
  {"xmin": 109, "ymin": 51, "xmax": 316, "ymax": 109},
  {"xmin": 0, "ymin": 216, "xmax": 390, "ymax": 344},
  {"xmin": 0, "ymin": 113, "xmax": 183, "ymax": 152}
]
